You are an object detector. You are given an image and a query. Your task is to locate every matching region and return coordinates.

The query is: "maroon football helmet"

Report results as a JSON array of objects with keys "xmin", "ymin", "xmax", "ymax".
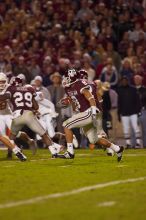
[
  {"xmin": 79, "ymin": 69, "xmax": 88, "ymax": 80},
  {"xmin": 10, "ymin": 76, "xmax": 23, "ymax": 87},
  {"xmin": 62, "ymin": 68, "xmax": 78, "ymax": 87}
]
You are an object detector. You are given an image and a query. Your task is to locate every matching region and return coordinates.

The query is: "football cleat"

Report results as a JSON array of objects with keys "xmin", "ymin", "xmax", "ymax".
[
  {"xmin": 106, "ymin": 148, "xmax": 114, "ymax": 156},
  {"xmin": 57, "ymin": 151, "xmax": 75, "ymax": 159},
  {"xmin": 15, "ymin": 152, "xmax": 27, "ymax": 162},
  {"xmin": 116, "ymin": 146, "xmax": 124, "ymax": 162},
  {"xmin": 51, "ymin": 153, "xmax": 59, "ymax": 159}
]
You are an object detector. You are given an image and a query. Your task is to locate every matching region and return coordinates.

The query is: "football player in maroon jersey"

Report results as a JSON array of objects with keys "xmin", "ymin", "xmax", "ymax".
[
  {"xmin": 57, "ymin": 69, "xmax": 124, "ymax": 161},
  {"xmin": 0, "ymin": 76, "xmax": 63, "ymax": 159},
  {"xmin": 0, "ymin": 72, "xmax": 27, "ymax": 161}
]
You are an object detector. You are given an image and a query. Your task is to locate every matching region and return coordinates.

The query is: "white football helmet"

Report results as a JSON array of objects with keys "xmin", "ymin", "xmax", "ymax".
[
  {"xmin": 62, "ymin": 69, "xmax": 78, "ymax": 87},
  {"xmin": 0, "ymin": 72, "xmax": 8, "ymax": 92}
]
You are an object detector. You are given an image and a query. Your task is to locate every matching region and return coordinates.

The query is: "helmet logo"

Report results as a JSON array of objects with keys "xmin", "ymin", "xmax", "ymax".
[{"xmin": 68, "ymin": 69, "xmax": 77, "ymax": 77}]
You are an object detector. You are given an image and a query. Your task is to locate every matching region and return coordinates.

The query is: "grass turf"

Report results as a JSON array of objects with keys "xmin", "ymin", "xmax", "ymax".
[{"xmin": 0, "ymin": 148, "xmax": 146, "ymax": 220}]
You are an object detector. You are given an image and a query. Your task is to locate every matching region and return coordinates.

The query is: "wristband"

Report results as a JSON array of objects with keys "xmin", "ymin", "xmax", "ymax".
[{"xmin": 91, "ymin": 106, "xmax": 97, "ymax": 115}]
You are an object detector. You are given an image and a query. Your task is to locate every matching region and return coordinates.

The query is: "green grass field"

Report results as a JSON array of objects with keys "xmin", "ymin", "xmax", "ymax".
[{"xmin": 0, "ymin": 148, "xmax": 146, "ymax": 220}]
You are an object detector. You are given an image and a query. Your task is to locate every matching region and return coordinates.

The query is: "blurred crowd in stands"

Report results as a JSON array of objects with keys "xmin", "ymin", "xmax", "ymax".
[{"xmin": 0, "ymin": 0, "xmax": 146, "ymax": 148}]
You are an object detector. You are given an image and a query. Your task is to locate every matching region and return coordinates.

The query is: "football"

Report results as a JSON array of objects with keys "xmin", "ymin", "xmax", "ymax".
[{"xmin": 61, "ymin": 97, "xmax": 71, "ymax": 106}]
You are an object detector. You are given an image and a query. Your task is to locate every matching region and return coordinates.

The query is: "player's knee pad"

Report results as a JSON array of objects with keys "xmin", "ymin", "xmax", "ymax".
[{"xmin": 86, "ymin": 128, "xmax": 98, "ymax": 144}]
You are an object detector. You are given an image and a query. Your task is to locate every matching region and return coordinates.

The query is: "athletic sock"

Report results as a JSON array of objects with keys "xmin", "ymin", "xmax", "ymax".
[
  {"xmin": 110, "ymin": 143, "xmax": 120, "ymax": 153},
  {"xmin": 48, "ymin": 144, "xmax": 57, "ymax": 155},
  {"xmin": 12, "ymin": 146, "xmax": 21, "ymax": 154},
  {"xmin": 67, "ymin": 143, "xmax": 74, "ymax": 155}
]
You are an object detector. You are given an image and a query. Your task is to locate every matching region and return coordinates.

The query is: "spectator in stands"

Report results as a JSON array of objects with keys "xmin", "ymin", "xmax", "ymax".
[
  {"xmin": 134, "ymin": 75, "xmax": 146, "ymax": 148},
  {"xmin": 120, "ymin": 59, "xmax": 133, "ymax": 83},
  {"xmin": 89, "ymin": 19, "xmax": 100, "ymax": 37},
  {"xmin": 27, "ymin": 56, "xmax": 41, "ymax": 78},
  {"xmin": 76, "ymin": 0, "xmax": 94, "ymax": 21},
  {"xmin": 117, "ymin": 76, "xmax": 141, "ymax": 148},
  {"xmin": 129, "ymin": 22, "xmax": 144, "ymax": 42},
  {"xmin": 34, "ymin": 75, "xmax": 51, "ymax": 100},
  {"xmin": 82, "ymin": 53, "xmax": 95, "ymax": 81},
  {"xmin": 0, "ymin": 52, "xmax": 7, "ymax": 71},
  {"xmin": 100, "ymin": 63, "xmax": 118, "ymax": 90},
  {"xmin": 13, "ymin": 56, "xmax": 31, "ymax": 83},
  {"xmin": 106, "ymin": 42, "xmax": 121, "ymax": 71},
  {"xmin": 132, "ymin": 63, "xmax": 146, "ymax": 86},
  {"xmin": 118, "ymin": 32, "xmax": 130, "ymax": 58},
  {"xmin": 124, "ymin": 47, "xmax": 135, "ymax": 67},
  {"xmin": 48, "ymin": 72, "xmax": 65, "ymax": 133},
  {"xmin": 95, "ymin": 53, "xmax": 108, "ymax": 79}
]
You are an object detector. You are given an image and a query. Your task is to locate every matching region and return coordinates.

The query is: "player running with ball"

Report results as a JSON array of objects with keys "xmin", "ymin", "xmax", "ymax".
[{"xmin": 57, "ymin": 69, "xmax": 124, "ymax": 161}]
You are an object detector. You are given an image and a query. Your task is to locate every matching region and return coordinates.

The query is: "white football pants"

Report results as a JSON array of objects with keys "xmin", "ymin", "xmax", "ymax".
[
  {"xmin": 37, "ymin": 114, "xmax": 55, "ymax": 140},
  {"xmin": 0, "ymin": 115, "xmax": 12, "ymax": 136}
]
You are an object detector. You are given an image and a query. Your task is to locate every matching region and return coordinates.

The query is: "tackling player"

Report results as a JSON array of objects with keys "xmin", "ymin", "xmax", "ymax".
[
  {"xmin": 32, "ymin": 80, "xmax": 78, "ymax": 150},
  {"xmin": 57, "ymin": 69, "xmax": 124, "ymax": 161}
]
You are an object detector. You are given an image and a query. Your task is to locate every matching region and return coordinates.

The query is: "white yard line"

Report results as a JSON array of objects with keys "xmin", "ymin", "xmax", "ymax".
[
  {"xmin": 30, "ymin": 158, "xmax": 49, "ymax": 162},
  {"xmin": 116, "ymin": 165, "xmax": 128, "ymax": 168},
  {"xmin": 59, "ymin": 165, "xmax": 72, "ymax": 168},
  {"xmin": 0, "ymin": 176, "xmax": 145, "ymax": 209},
  {"xmin": 2, "ymin": 165, "xmax": 16, "ymax": 168},
  {"xmin": 0, "ymin": 147, "xmax": 7, "ymax": 151},
  {"xmin": 125, "ymin": 154, "xmax": 146, "ymax": 157},
  {"xmin": 97, "ymin": 201, "xmax": 116, "ymax": 207}
]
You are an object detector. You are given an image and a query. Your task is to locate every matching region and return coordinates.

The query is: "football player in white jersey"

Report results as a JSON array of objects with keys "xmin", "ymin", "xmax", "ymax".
[
  {"xmin": 31, "ymin": 80, "xmax": 78, "ymax": 150},
  {"xmin": 35, "ymin": 91, "xmax": 58, "ymax": 139}
]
